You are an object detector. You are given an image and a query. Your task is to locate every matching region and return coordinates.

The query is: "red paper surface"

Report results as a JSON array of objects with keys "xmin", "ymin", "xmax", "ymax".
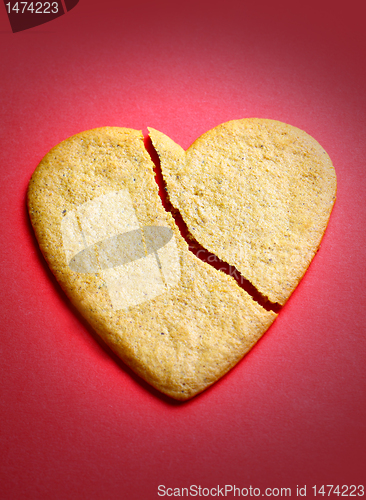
[{"xmin": 0, "ymin": 1, "xmax": 365, "ymax": 498}]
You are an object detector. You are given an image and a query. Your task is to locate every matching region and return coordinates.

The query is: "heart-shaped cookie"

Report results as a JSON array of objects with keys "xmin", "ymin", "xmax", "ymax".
[{"xmin": 27, "ymin": 120, "xmax": 336, "ymax": 400}]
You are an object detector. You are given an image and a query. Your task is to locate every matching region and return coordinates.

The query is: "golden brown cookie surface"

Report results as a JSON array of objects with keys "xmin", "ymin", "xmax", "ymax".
[
  {"xmin": 27, "ymin": 126, "xmax": 276, "ymax": 400},
  {"xmin": 149, "ymin": 119, "xmax": 337, "ymax": 305}
]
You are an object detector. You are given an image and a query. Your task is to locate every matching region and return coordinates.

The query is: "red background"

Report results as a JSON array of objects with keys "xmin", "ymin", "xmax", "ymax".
[{"xmin": 0, "ymin": 1, "xmax": 365, "ymax": 498}]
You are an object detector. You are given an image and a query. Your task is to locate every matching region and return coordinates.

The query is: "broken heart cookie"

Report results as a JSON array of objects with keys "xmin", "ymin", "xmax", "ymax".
[{"xmin": 27, "ymin": 121, "xmax": 336, "ymax": 400}]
